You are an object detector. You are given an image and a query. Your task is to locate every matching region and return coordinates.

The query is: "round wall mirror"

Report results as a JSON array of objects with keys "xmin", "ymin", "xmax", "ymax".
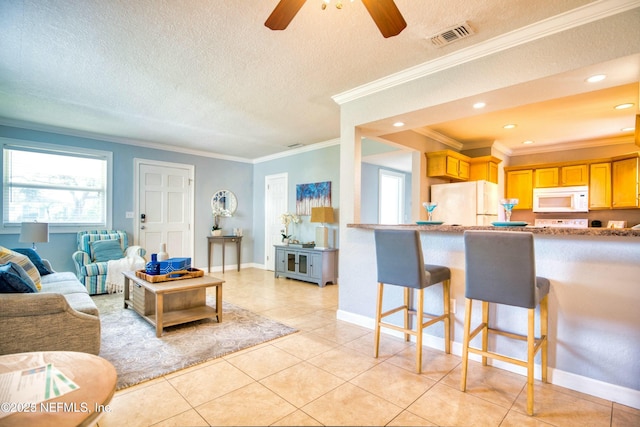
[{"xmin": 211, "ymin": 190, "xmax": 237, "ymax": 215}]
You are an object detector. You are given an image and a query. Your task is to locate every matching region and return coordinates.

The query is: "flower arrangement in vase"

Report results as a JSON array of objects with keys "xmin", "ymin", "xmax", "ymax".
[
  {"xmin": 280, "ymin": 212, "xmax": 300, "ymax": 244},
  {"xmin": 212, "ymin": 206, "xmax": 231, "ymax": 236}
]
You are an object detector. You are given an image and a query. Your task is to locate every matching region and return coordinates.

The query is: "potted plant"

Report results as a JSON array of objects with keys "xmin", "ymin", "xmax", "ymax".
[
  {"xmin": 280, "ymin": 212, "xmax": 300, "ymax": 244},
  {"xmin": 211, "ymin": 224, "xmax": 222, "ymax": 236},
  {"xmin": 212, "ymin": 207, "xmax": 230, "ymax": 236}
]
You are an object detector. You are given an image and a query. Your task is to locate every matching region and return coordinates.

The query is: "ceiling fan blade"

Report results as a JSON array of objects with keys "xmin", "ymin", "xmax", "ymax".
[
  {"xmin": 265, "ymin": 0, "xmax": 307, "ymax": 31},
  {"xmin": 361, "ymin": 0, "xmax": 407, "ymax": 38}
]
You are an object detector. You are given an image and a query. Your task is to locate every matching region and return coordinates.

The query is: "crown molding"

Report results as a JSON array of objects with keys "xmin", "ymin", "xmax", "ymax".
[
  {"xmin": 0, "ymin": 118, "xmax": 342, "ymax": 164},
  {"xmin": 0, "ymin": 118, "xmax": 257, "ymax": 163},
  {"xmin": 253, "ymin": 138, "xmax": 340, "ymax": 164},
  {"xmin": 412, "ymin": 128, "xmax": 463, "ymax": 150},
  {"xmin": 332, "ymin": 0, "xmax": 640, "ymax": 105},
  {"xmin": 508, "ymin": 135, "xmax": 635, "ymax": 155}
]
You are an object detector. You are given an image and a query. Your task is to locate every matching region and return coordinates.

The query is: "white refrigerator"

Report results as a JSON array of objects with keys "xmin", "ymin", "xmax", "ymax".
[{"xmin": 430, "ymin": 180, "xmax": 499, "ymax": 225}]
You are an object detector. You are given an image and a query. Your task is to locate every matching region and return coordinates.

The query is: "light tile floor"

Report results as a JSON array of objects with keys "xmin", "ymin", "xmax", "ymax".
[{"xmin": 99, "ymin": 268, "xmax": 639, "ymax": 427}]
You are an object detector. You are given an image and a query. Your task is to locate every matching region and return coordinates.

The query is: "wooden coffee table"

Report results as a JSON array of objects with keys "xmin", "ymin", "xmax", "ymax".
[
  {"xmin": 0, "ymin": 351, "xmax": 116, "ymax": 427},
  {"xmin": 123, "ymin": 271, "xmax": 225, "ymax": 337}
]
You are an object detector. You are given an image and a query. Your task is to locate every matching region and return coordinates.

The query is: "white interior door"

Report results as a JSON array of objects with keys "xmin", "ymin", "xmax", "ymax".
[
  {"xmin": 379, "ymin": 169, "xmax": 405, "ymax": 224},
  {"xmin": 135, "ymin": 159, "xmax": 194, "ymax": 260},
  {"xmin": 265, "ymin": 173, "xmax": 288, "ymax": 270}
]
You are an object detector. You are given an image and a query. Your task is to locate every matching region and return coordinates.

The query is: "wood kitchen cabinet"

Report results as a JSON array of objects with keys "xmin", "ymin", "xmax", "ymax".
[
  {"xmin": 504, "ymin": 152, "xmax": 639, "ymax": 211},
  {"xmin": 589, "ymin": 162, "xmax": 612, "ymax": 209},
  {"xmin": 612, "ymin": 155, "xmax": 639, "ymax": 208},
  {"xmin": 534, "ymin": 167, "xmax": 559, "ymax": 188},
  {"xmin": 561, "ymin": 164, "xmax": 589, "ymax": 186},
  {"xmin": 505, "ymin": 169, "xmax": 533, "ymax": 209},
  {"xmin": 469, "ymin": 156, "xmax": 501, "ymax": 184},
  {"xmin": 274, "ymin": 245, "xmax": 338, "ymax": 287},
  {"xmin": 426, "ymin": 150, "xmax": 470, "ymax": 181},
  {"xmin": 535, "ymin": 164, "xmax": 588, "ymax": 187}
]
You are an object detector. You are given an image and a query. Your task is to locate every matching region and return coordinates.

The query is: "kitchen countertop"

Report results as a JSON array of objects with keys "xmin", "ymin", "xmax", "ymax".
[{"xmin": 347, "ymin": 223, "xmax": 640, "ymax": 237}]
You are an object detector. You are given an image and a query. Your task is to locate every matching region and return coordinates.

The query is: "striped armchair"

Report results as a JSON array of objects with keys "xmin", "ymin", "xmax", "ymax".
[{"xmin": 72, "ymin": 230, "xmax": 146, "ymax": 295}]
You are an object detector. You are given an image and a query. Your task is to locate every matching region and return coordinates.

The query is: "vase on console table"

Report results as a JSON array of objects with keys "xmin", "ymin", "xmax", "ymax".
[{"xmin": 211, "ymin": 229, "xmax": 222, "ymax": 236}]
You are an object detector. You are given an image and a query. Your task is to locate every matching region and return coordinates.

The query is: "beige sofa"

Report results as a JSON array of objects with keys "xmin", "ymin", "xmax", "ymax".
[{"xmin": 0, "ymin": 260, "xmax": 100, "ymax": 355}]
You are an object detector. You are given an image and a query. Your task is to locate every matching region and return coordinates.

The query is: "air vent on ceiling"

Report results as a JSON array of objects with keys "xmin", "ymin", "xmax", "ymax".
[{"xmin": 429, "ymin": 21, "xmax": 475, "ymax": 47}]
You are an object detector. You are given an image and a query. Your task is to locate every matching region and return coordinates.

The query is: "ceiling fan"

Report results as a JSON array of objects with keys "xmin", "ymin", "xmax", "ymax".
[{"xmin": 265, "ymin": 0, "xmax": 407, "ymax": 38}]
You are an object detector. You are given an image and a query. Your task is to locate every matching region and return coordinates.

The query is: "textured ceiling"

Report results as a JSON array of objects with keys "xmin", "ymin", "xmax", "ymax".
[{"xmin": 0, "ymin": 0, "xmax": 637, "ymax": 161}]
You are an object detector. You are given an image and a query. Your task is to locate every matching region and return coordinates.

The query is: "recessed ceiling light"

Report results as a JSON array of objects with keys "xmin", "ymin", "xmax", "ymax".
[
  {"xmin": 586, "ymin": 74, "xmax": 606, "ymax": 83},
  {"xmin": 621, "ymin": 127, "xmax": 635, "ymax": 132},
  {"xmin": 503, "ymin": 124, "xmax": 517, "ymax": 129},
  {"xmin": 393, "ymin": 121, "xmax": 405, "ymax": 127},
  {"xmin": 615, "ymin": 103, "xmax": 634, "ymax": 110},
  {"xmin": 473, "ymin": 102, "xmax": 486, "ymax": 109},
  {"xmin": 522, "ymin": 140, "xmax": 534, "ymax": 145}
]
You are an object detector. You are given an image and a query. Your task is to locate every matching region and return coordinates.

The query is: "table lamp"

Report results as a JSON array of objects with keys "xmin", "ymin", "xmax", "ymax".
[
  {"xmin": 19, "ymin": 222, "xmax": 49, "ymax": 251},
  {"xmin": 310, "ymin": 207, "xmax": 334, "ymax": 249}
]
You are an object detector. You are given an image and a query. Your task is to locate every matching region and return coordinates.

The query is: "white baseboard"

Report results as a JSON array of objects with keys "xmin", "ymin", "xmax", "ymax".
[
  {"xmin": 336, "ymin": 309, "xmax": 640, "ymax": 410},
  {"xmin": 196, "ymin": 262, "xmax": 261, "ymax": 273}
]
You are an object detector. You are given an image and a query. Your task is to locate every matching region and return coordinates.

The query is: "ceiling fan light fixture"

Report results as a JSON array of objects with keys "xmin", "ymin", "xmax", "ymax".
[
  {"xmin": 321, "ymin": 0, "xmax": 353, "ymax": 10},
  {"xmin": 267, "ymin": 0, "xmax": 406, "ymax": 38}
]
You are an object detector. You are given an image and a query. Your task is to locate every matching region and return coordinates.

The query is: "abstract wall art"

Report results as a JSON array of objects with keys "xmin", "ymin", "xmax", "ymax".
[{"xmin": 296, "ymin": 181, "xmax": 331, "ymax": 215}]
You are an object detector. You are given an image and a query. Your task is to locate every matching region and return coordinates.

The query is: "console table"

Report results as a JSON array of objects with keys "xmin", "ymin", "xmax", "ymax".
[
  {"xmin": 207, "ymin": 235, "xmax": 242, "ymax": 273},
  {"xmin": 274, "ymin": 245, "xmax": 338, "ymax": 287}
]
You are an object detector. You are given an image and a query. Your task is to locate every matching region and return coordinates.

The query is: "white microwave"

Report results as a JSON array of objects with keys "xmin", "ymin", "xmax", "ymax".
[{"xmin": 533, "ymin": 186, "xmax": 589, "ymax": 212}]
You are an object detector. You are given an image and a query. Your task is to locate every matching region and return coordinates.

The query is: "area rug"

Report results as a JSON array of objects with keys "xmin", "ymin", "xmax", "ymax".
[{"xmin": 93, "ymin": 293, "xmax": 298, "ymax": 390}]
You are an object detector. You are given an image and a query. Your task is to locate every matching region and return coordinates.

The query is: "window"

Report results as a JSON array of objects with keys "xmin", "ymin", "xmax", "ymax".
[
  {"xmin": 2, "ymin": 140, "xmax": 112, "ymax": 230},
  {"xmin": 378, "ymin": 169, "xmax": 405, "ymax": 224}
]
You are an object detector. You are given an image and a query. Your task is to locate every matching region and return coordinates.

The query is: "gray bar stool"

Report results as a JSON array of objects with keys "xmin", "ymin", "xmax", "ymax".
[
  {"xmin": 374, "ymin": 229, "xmax": 451, "ymax": 374},
  {"xmin": 461, "ymin": 230, "xmax": 550, "ymax": 416}
]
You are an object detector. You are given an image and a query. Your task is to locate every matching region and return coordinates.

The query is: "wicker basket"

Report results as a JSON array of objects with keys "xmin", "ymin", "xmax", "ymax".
[{"xmin": 135, "ymin": 268, "xmax": 204, "ymax": 283}]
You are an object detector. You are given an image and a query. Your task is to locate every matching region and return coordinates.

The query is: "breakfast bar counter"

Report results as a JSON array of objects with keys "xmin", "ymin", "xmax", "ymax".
[
  {"xmin": 348, "ymin": 223, "xmax": 640, "ymax": 237},
  {"xmin": 338, "ymin": 223, "xmax": 640, "ymax": 409}
]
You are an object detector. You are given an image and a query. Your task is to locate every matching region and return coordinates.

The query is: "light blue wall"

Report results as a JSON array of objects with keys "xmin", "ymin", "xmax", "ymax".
[
  {"xmin": 0, "ymin": 125, "xmax": 253, "ymax": 272},
  {"xmin": 0, "ymin": 126, "xmax": 340, "ymax": 274},
  {"xmin": 361, "ymin": 162, "xmax": 412, "ymax": 224},
  {"xmin": 252, "ymin": 145, "xmax": 340, "ymax": 265}
]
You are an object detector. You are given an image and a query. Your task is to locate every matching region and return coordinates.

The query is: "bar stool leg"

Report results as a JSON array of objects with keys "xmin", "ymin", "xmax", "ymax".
[
  {"xmin": 404, "ymin": 287, "xmax": 410, "ymax": 342},
  {"xmin": 541, "ymin": 295, "xmax": 548, "ymax": 383},
  {"xmin": 460, "ymin": 298, "xmax": 472, "ymax": 391},
  {"xmin": 443, "ymin": 279, "xmax": 451, "ymax": 354},
  {"xmin": 416, "ymin": 288, "xmax": 424, "ymax": 374},
  {"xmin": 374, "ymin": 282, "xmax": 383, "ymax": 358},
  {"xmin": 481, "ymin": 301, "xmax": 489, "ymax": 366},
  {"xmin": 527, "ymin": 308, "xmax": 535, "ymax": 416}
]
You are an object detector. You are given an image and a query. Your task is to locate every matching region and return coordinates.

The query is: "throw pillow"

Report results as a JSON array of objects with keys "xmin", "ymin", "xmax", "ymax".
[
  {"xmin": 90, "ymin": 239, "xmax": 125, "ymax": 262},
  {"xmin": 0, "ymin": 246, "xmax": 42, "ymax": 291},
  {"xmin": 11, "ymin": 247, "xmax": 53, "ymax": 276},
  {"xmin": 84, "ymin": 234, "xmax": 122, "ymax": 260},
  {"xmin": 0, "ymin": 262, "xmax": 38, "ymax": 293}
]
